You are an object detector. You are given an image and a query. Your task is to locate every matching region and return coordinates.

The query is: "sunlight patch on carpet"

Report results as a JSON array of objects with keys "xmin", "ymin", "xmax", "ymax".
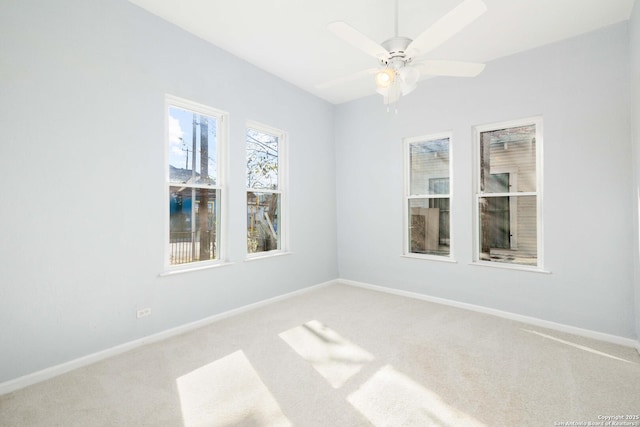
[
  {"xmin": 279, "ymin": 320, "xmax": 374, "ymax": 388},
  {"xmin": 348, "ymin": 365, "xmax": 485, "ymax": 427},
  {"xmin": 176, "ymin": 350, "xmax": 291, "ymax": 427}
]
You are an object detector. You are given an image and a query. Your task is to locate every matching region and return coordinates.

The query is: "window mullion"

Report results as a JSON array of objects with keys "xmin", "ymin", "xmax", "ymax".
[
  {"xmin": 478, "ymin": 191, "xmax": 537, "ymax": 198},
  {"xmin": 408, "ymin": 194, "xmax": 451, "ymax": 199}
]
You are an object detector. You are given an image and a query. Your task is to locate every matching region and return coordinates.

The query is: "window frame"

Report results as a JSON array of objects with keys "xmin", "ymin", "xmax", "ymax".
[
  {"xmin": 163, "ymin": 95, "xmax": 228, "ymax": 274},
  {"xmin": 403, "ymin": 131, "xmax": 455, "ymax": 262},
  {"xmin": 472, "ymin": 116, "xmax": 545, "ymax": 272},
  {"xmin": 245, "ymin": 120, "xmax": 288, "ymax": 260}
]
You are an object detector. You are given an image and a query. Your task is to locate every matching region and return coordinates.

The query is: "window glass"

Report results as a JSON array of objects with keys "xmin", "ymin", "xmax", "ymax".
[
  {"xmin": 247, "ymin": 192, "xmax": 281, "ymax": 253},
  {"xmin": 169, "ymin": 187, "xmax": 219, "ymax": 264},
  {"xmin": 480, "ymin": 125, "xmax": 536, "ymax": 193},
  {"xmin": 168, "ymin": 107, "xmax": 217, "ymax": 186},
  {"xmin": 247, "ymin": 128, "xmax": 278, "ymax": 190},
  {"xmin": 409, "ymin": 138, "xmax": 450, "ymax": 195}
]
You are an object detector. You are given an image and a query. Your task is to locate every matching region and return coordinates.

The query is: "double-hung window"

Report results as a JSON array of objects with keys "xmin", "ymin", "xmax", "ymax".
[
  {"xmin": 404, "ymin": 133, "xmax": 452, "ymax": 258},
  {"xmin": 165, "ymin": 95, "xmax": 226, "ymax": 270},
  {"xmin": 473, "ymin": 117, "xmax": 543, "ymax": 269},
  {"xmin": 246, "ymin": 122, "xmax": 287, "ymax": 257}
]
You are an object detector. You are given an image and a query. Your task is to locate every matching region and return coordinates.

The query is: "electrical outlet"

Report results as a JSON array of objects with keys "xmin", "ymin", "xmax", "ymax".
[{"xmin": 136, "ymin": 308, "xmax": 151, "ymax": 318}]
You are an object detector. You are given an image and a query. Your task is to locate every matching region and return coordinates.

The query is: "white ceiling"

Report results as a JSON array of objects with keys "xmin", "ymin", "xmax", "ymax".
[{"xmin": 127, "ymin": 0, "xmax": 635, "ymax": 104}]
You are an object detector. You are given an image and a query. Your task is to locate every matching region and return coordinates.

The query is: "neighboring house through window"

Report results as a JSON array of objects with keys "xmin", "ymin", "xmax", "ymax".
[
  {"xmin": 473, "ymin": 117, "xmax": 543, "ymax": 269},
  {"xmin": 165, "ymin": 95, "xmax": 226, "ymax": 270},
  {"xmin": 404, "ymin": 133, "xmax": 452, "ymax": 259}
]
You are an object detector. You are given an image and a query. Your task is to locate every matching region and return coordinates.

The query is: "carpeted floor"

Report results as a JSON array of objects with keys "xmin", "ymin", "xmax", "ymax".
[{"xmin": 1, "ymin": 283, "xmax": 639, "ymax": 426}]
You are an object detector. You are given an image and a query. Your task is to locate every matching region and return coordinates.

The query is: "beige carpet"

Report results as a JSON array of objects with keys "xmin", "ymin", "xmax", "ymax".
[{"xmin": 1, "ymin": 283, "xmax": 639, "ymax": 426}]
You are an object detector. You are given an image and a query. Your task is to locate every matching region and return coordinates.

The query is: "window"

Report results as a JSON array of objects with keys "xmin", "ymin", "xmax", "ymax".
[
  {"xmin": 404, "ymin": 133, "xmax": 452, "ymax": 258},
  {"xmin": 165, "ymin": 95, "xmax": 226, "ymax": 270},
  {"xmin": 246, "ymin": 122, "xmax": 287, "ymax": 257},
  {"xmin": 473, "ymin": 117, "xmax": 543, "ymax": 269}
]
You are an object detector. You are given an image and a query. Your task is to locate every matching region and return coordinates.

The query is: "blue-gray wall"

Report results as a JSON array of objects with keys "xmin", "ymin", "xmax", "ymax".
[
  {"xmin": 335, "ymin": 22, "xmax": 635, "ymax": 339},
  {"xmin": 631, "ymin": 0, "xmax": 640, "ymax": 343},
  {"xmin": 0, "ymin": 0, "xmax": 337, "ymax": 383}
]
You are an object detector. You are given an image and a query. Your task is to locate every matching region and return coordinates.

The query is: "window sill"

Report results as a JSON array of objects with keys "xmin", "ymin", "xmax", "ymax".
[
  {"xmin": 160, "ymin": 261, "xmax": 234, "ymax": 277},
  {"xmin": 401, "ymin": 254, "xmax": 457, "ymax": 264},
  {"xmin": 469, "ymin": 261, "xmax": 551, "ymax": 274},
  {"xmin": 244, "ymin": 251, "xmax": 292, "ymax": 262}
]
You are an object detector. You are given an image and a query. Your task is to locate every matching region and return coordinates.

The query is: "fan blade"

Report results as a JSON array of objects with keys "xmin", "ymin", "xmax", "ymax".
[
  {"xmin": 328, "ymin": 21, "xmax": 389, "ymax": 59},
  {"xmin": 414, "ymin": 60, "xmax": 485, "ymax": 77},
  {"xmin": 406, "ymin": 0, "xmax": 487, "ymax": 58},
  {"xmin": 316, "ymin": 68, "xmax": 379, "ymax": 90}
]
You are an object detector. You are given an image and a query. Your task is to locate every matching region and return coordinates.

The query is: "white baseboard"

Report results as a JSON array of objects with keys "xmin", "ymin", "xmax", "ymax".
[
  {"xmin": 339, "ymin": 279, "xmax": 639, "ymax": 349},
  {"xmin": 0, "ymin": 279, "xmax": 337, "ymax": 396}
]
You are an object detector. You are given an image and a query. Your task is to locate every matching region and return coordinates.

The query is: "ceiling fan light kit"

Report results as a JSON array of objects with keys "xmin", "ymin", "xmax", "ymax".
[
  {"xmin": 374, "ymin": 68, "xmax": 395, "ymax": 89},
  {"xmin": 375, "ymin": 65, "xmax": 420, "ymax": 109},
  {"xmin": 324, "ymin": 0, "xmax": 488, "ymax": 111}
]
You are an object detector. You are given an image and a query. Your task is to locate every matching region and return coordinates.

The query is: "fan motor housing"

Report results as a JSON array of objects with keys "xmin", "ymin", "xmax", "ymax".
[{"xmin": 380, "ymin": 36, "xmax": 413, "ymax": 67}]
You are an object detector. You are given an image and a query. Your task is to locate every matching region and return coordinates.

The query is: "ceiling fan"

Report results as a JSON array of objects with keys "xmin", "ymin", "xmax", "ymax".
[{"xmin": 320, "ymin": 0, "xmax": 487, "ymax": 107}]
